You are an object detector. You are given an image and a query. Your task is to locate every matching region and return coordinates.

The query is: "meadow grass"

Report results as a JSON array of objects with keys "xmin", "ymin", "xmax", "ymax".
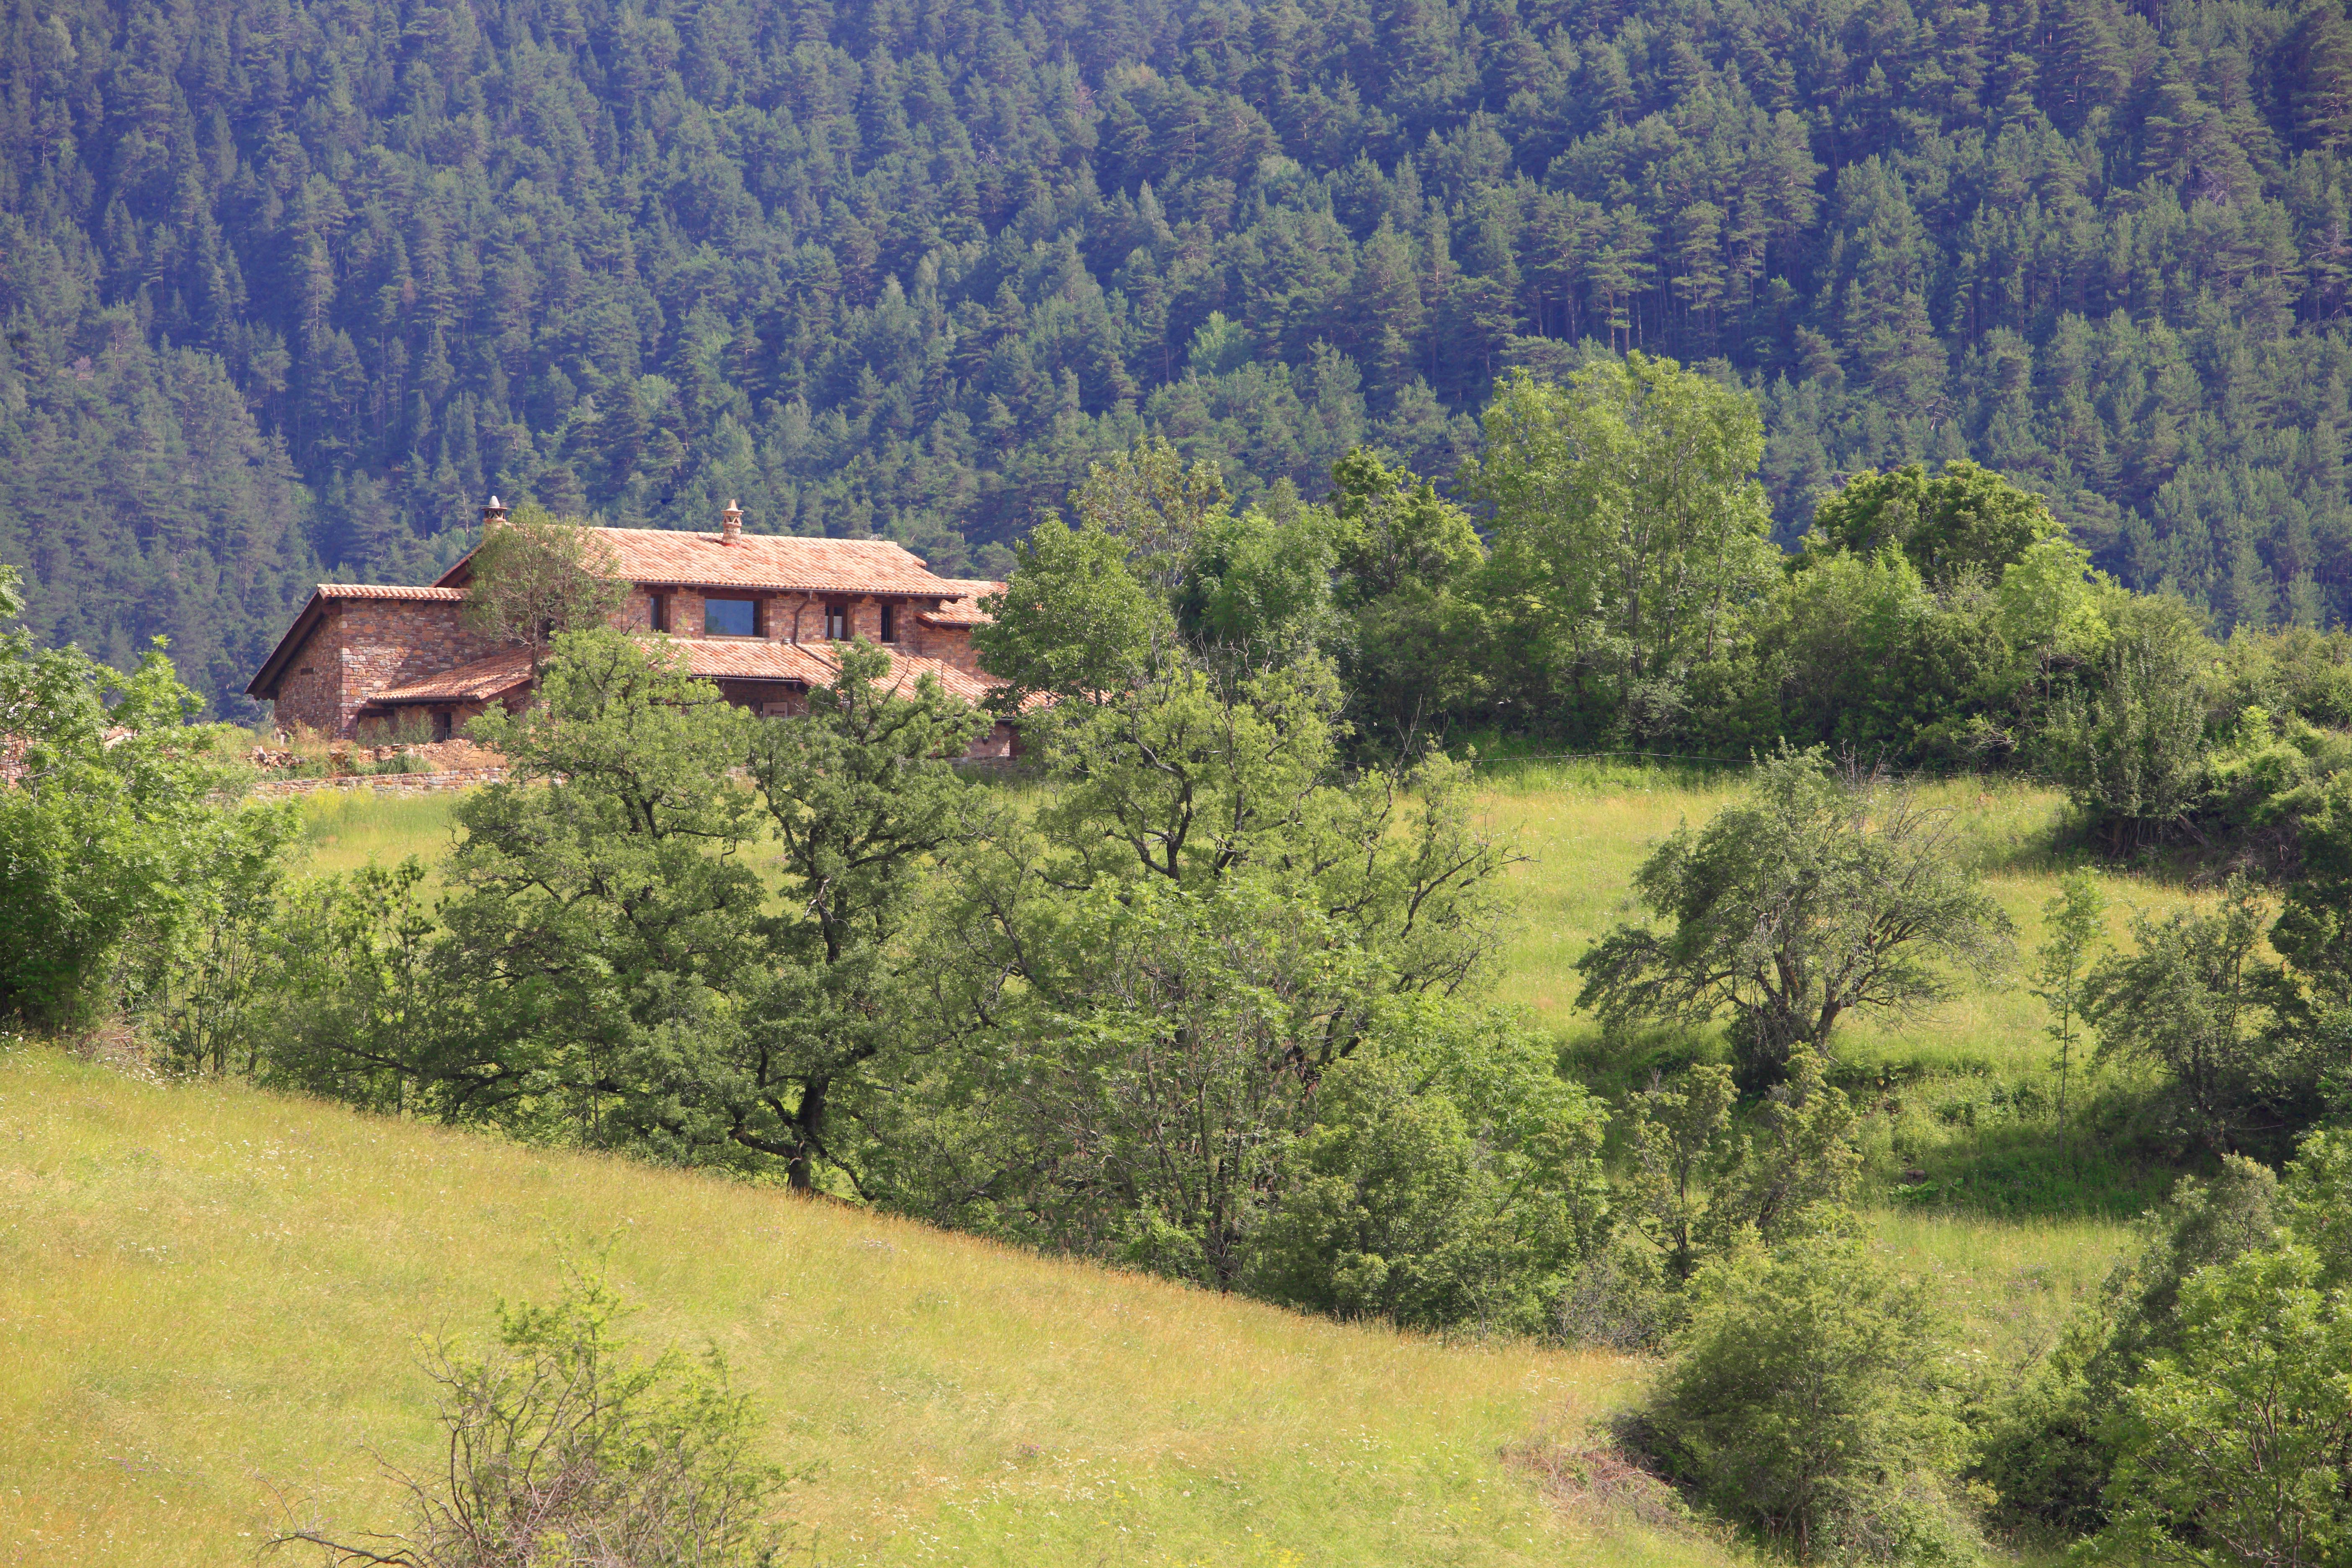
[
  {"xmin": 0, "ymin": 1045, "xmax": 1708, "ymax": 1568},
  {"xmin": 292, "ymin": 789, "xmax": 466, "ymax": 879}
]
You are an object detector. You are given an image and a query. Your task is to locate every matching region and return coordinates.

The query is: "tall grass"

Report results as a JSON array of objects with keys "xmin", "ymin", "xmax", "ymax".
[
  {"xmin": 0, "ymin": 1046, "xmax": 1706, "ymax": 1568},
  {"xmin": 293, "ymin": 789, "xmax": 466, "ymax": 879}
]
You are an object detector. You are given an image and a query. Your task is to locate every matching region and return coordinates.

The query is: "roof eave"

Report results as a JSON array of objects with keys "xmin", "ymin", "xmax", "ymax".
[{"xmin": 245, "ymin": 593, "xmax": 331, "ymax": 698}]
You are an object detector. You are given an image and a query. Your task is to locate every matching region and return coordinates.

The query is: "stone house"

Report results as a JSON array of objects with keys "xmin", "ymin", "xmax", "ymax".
[{"xmin": 247, "ymin": 501, "xmax": 1016, "ymax": 755}]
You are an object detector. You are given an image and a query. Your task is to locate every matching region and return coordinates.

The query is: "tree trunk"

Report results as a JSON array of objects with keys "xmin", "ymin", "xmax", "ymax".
[{"xmin": 789, "ymin": 1072, "xmax": 829, "ymax": 1191}]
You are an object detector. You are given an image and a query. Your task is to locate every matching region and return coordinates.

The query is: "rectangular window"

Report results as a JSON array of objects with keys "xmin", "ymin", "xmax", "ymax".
[
  {"xmin": 431, "ymin": 709, "xmax": 453, "ymax": 743},
  {"xmin": 825, "ymin": 603, "xmax": 850, "ymax": 640},
  {"xmin": 705, "ymin": 597, "xmax": 757, "ymax": 637},
  {"xmin": 648, "ymin": 593, "xmax": 668, "ymax": 632},
  {"xmin": 879, "ymin": 603, "xmax": 897, "ymax": 642}
]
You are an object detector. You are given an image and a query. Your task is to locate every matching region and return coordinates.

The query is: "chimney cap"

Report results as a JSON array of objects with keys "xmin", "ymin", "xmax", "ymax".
[
  {"xmin": 721, "ymin": 500, "xmax": 744, "ymax": 544},
  {"xmin": 482, "ymin": 495, "xmax": 510, "ymax": 527}
]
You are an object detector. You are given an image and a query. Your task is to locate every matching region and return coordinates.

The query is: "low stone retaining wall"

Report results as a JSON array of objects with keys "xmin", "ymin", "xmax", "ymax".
[{"xmin": 249, "ymin": 767, "xmax": 507, "ymax": 798}]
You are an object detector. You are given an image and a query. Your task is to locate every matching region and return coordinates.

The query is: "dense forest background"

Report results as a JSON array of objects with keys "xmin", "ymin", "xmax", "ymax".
[{"xmin": 5, "ymin": 0, "xmax": 2352, "ymax": 713}]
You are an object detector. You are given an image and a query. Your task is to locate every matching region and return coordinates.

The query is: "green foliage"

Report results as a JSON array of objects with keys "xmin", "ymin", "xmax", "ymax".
[
  {"xmin": 2103, "ymin": 1243, "xmax": 2352, "ymax": 1568},
  {"xmin": 740, "ymin": 640, "xmax": 988, "ymax": 1188},
  {"xmin": 0, "ymin": 630, "xmax": 294, "ymax": 1026},
  {"xmin": 459, "ymin": 503, "xmax": 631, "ymax": 673},
  {"xmin": 1702, "ymin": 547, "xmax": 2006, "ymax": 762},
  {"xmin": 1638, "ymin": 1232, "xmax": 1975, "ymax": 1564},
  {"xmin": 15, "ymin": 0, "xmax": 2352, "ymax": 721},
  {"xmin": 1971, "ymin": 1155, "xmax": 2284, "ymax": 1534},
  {"xmin": 2034, "ymin": 870, "xmax": 2109, "ymax": 1163},
  {"xmin": 1470, "ymin": 357, "xmax": 1777, "ymax": 738},
  {"xmin": 1621, "ymin": 1049, "xmax": 1862, "ymax": 1284},
  {"xmin": 1244, "ymin": 1004, "xmax": 1608, "ymax": 1333},
  {"xmin": 1577, "ymin": 747, "xmax": 2013, "ymax": 1089},
  {"xmin": 2083, "ymin": 881, "xmax": 2320, "ymax": 1156},
  {"xmin": 2040, "ymin": 594, "xmax": 2220, "ymax": 849},
  {"xmin": 972, "ymin": 513, "xmax": 1180, "ymax": 710},
  {"xmin": 1804, "ymin": 462, "xmax": 2060, "ymax": 588},
  {"xmin": 1321, "ymin": 448, "xmax": 1488, "ymax": 742},
  {"xmin": 280, "ymin": 1271, "xmax": 785, "ymax": 1567}
]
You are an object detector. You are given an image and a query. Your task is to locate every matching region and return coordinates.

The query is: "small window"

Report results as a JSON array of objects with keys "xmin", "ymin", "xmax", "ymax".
[
  {"xmin": 825, "ymin": 602, "xmax": 850, "ymax": 641},
  {"xmin": 705, "ymin": 597, "xmax": 757, "ymax": 637},
  {"xmin": 431, "ymin": 709, "xmax": 453, "ymax": 742},
  {"xmin": 879, "ymin": 603, "xmax": 897, "ymax": 642},
  {"xmin": 648, "ymin": 593, "xmax": 668, "ymax": 633}
]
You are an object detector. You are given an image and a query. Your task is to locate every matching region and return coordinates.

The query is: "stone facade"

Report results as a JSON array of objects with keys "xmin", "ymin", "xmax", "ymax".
[
  {"xmin": 622, "ymin": 584, "xmax": 981, "ymax": 666},
  {"xmin": 270, "ymin": 600, "xmax": 503, "ymax": 738}
]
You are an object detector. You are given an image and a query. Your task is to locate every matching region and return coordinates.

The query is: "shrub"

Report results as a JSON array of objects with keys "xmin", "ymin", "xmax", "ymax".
[
  {"xmin": 275, "ymin": 1272, "xmax": 786, "ymax": 1568},
  {"xmin": 1635, "ymin": 1231, "xmax": 1975, "ymax": 1563}
]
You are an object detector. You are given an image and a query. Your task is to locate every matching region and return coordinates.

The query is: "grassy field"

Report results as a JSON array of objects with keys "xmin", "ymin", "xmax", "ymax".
[
  {"xmin": 0, "ymin": 1045, "xmax": 1695, "ymax": 1568},
  {"xmin": 2, "ymin": 769, "xmax": 2161, "ymax": 1563},
  {"xmin": 1474, "ymin": 759, "xmax": 2212, "ymax": 1219}
]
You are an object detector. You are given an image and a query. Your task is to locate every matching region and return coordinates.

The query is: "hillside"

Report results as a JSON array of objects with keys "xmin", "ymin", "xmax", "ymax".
[
  {"xmin": 0, "ymin": 1043, "xmax": 1698, "ymax": 1567},
  {"xmin": 8, "ymin": 0, "xmax": 2352, "ymax": 714}
]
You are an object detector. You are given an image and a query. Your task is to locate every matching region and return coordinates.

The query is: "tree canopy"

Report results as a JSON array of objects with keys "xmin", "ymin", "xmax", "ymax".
[{"xmin": 9, "ymin": 0, "xmax": 2352, "ymax": 714}]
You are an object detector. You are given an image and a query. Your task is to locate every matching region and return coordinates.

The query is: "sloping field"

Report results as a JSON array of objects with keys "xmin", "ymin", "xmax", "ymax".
[{"xmin": 0, "ymin": 1046, "xmax": 1698, "ymax": 1568}]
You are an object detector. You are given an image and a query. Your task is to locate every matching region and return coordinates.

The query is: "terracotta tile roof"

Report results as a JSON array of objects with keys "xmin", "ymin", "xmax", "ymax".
[
  {"xmin": 918, "ymin": 578, "xmax": 1005, "ymax": 628},
  {"xmin": 669, "ymin": 638, "xmax": 845, "ymax": 684},
  {"xmin": 668, "ymin": 638, "xmax": 1002, "ymax": 706},
  {"xmin": 368, "ymin": 647, "xmax": 535, "ymax": 704},
  {"xmin": 316, "ymin": 583, "xmax": 467, "ymax": 602},
  {"xmin": 436, "ymin": 528, "xmax": 961, "ymax": 598}
]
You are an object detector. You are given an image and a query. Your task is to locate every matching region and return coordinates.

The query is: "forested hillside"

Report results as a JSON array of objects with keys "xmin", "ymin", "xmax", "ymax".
[{"xmin": 6, "ymin": 0, "xmax": 2352, "ymax": 712}]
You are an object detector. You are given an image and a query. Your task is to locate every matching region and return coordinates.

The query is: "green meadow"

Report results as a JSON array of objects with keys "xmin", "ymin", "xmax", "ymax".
[{"xmin": 0, "ymin": 770, "xmax": 2169, "ymax": 1562}]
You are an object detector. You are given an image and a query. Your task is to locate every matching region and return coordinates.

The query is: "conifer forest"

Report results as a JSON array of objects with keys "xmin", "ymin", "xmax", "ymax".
[{"xmin": 5, "ymin": 0, "xmax": 2352, "ymax": 712}]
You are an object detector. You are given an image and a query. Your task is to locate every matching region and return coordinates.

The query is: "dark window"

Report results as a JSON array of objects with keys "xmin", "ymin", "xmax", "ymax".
[
  {"xmin": 431, "ymin": 709, "xmax": 453, "ymax": 742},
  {"xmin": 825, "ymin": 602, "xmax": 850, "ymax": 640},
  {"xmin": 705, "ymin": 597, "xmax": 757, "ymax": 637},
  {"xmin": 649, "ymin": 593, "xmax": 668, "ymax": 632},
  {"xmin": 879, "ymin": 603, "xmax": 897, "ymax": 642}
]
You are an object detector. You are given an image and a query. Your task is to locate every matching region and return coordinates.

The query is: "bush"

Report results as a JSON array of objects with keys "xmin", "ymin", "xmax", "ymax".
[
  {"xmin": 276, "ymin": 1272, "xmax": 786, "ymax": 1568},
  {"xmin": 1634, "ymin": 1231, "xmax": 1975, "ymax": 1563},
  {"xmin": 1241, "ymin": 1007, "xmax": 1608, "ymax": 1334}
]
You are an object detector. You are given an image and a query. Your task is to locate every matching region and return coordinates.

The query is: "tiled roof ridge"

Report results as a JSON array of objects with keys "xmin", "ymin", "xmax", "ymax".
[{"xmin": 315, "ymin": 583, "xmax": 468, "ymax": 601}]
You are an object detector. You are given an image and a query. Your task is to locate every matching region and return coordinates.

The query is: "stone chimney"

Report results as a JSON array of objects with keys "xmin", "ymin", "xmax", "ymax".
[
  {"xmin": 722, "ymin": 500, "xmax": 743, "ymax": 544},
  {"xmin": 482, "ymin": 495, "xmax": 509, "ymax": 530}
]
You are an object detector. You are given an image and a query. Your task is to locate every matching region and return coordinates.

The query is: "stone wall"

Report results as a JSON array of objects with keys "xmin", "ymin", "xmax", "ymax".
[
  {"xmin": 908, "ymin": 619, "xmax": 981, "ymax": 673},
  {"xmin": 249, "ymin": 766, "xmax": 508, "ymax": 798},
  {"xmin": 269, "ymin": 623, "xmax": 346, "ymax": 735},
  {"xmin": 273, "ymin": 601, "xmax": 505, "ymax": 738}
]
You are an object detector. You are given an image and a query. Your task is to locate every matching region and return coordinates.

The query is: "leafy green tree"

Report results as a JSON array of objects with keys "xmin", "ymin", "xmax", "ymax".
[
  {"xmin": 2102, "ymin": 1243, "xmax": 2352, "ymax": 1568},
  {"xmin": 1622, "ymin": 1048, "xmax": 1861, "ymax": 1281},
  {"xmin": 1803, "ymin": 461, "xmax": 2061, "ymax": 587},
  {"xmin": 972, "ymin": 515, "xmax": 1180, "ymax": 709},
  {"xmin": 441, "ymin": 629, "xmax": 766, "ymax": 1155},
  {"xmin": 1972, "ymin": 1155, "xmax": 2286, "ymax": 1535},
  {"xmin": 2034, "ymin": 869, "xmax": 2108, "ymax": 1164},
  {"xmin": 2040, "ymin": 593, "xmax": 2219, "ymax": 852},
  {"xmin": 1577, "ymin": 748, "xmax": 2013, "ymax": 1088},
  {"xmin": 1640, "ymin": 1232, "xmax": 1974, "ymax": 1563},
  {"xmin": 1469, "ymin": 355, "xmax": 1777, "ymax": 735},
  {"xmin": 460, "ymin": 503, "xmax": 630, "ymax": 677},
  {"xmin": 1244, "ymin": 1003, "xmax": 1609, "ymax": 1331},
  {"xmin": 235, "ymin": 858, "xmax": 463, "ymax": 1116},
  {"xmin": 0, "ymin": 631, "xmax": 291, "ymax": 1026},
  {"xmin": 741, "ymin": 641, "xmax": 989, "ymax": 1189},
  {"xmin": 1321, "ymin": 447, "xmax": 1488, "ymax": 742},
  {"xmin": 2084, "ymin": 880, "xmax": 2291, "ymax": 1155}
]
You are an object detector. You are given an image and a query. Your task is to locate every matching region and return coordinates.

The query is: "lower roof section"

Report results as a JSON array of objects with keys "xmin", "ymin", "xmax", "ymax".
[{"xmin": 364, "ymin": 636, "xmax": 1004, "ymax": 711}]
